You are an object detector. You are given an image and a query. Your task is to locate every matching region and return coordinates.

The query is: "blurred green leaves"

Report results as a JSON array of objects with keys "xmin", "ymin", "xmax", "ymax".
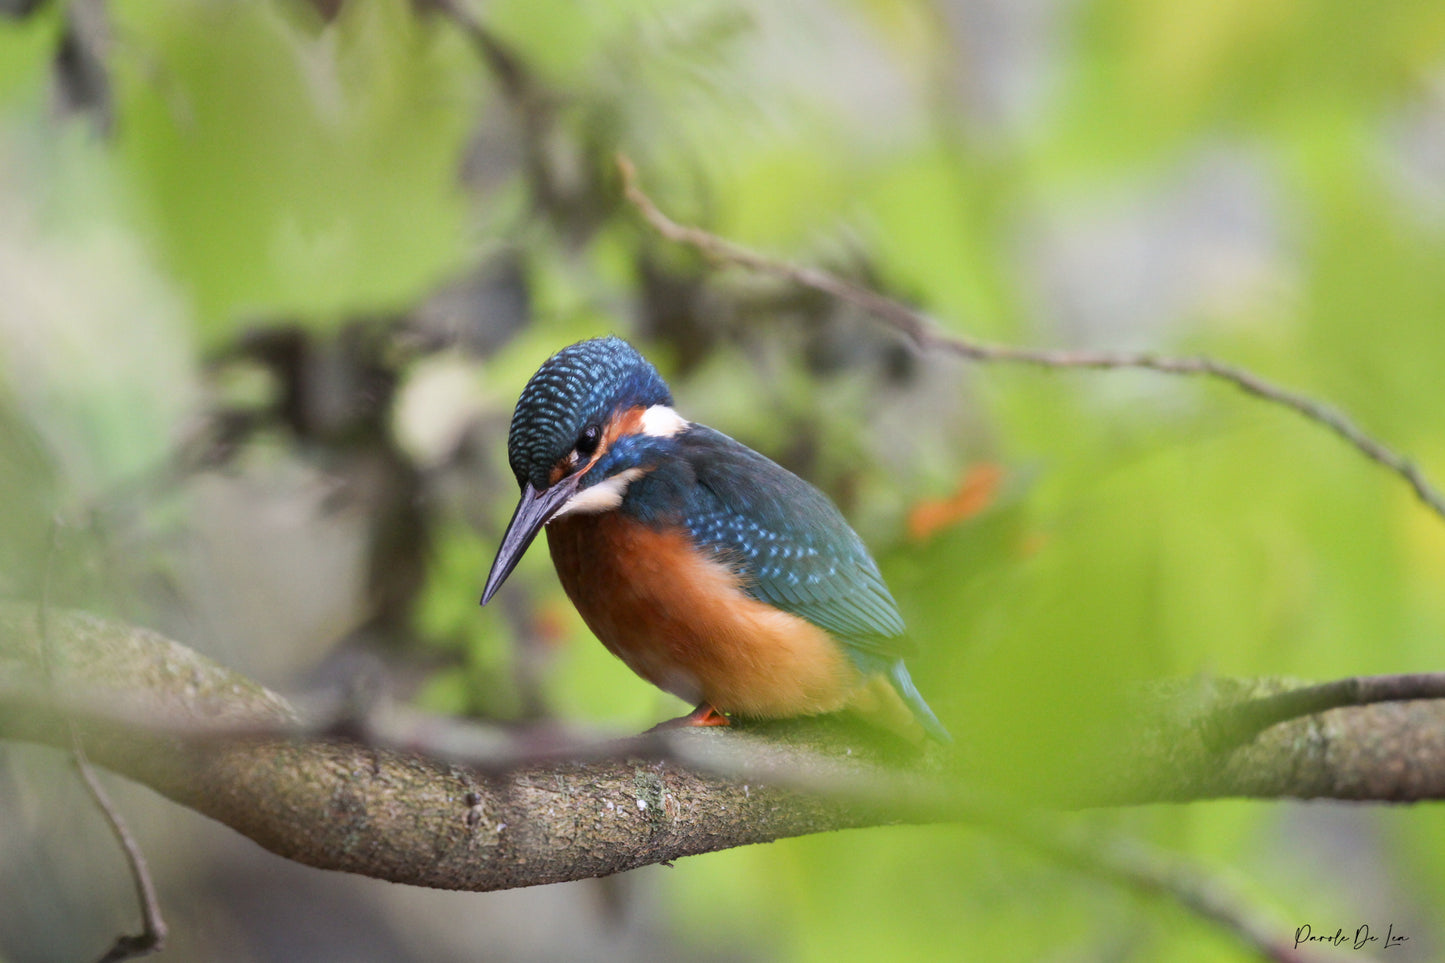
[
  {"xmin": 2, "ymin": 0, "xmax": 1444, "ymax": 960},
  {"xmin": 1062, "ymin": 0, "xmax": 1445, "ymax": 169},
  {"xmin": 112, "ymin": 0, "xmax": 478, "ymax": 336}
]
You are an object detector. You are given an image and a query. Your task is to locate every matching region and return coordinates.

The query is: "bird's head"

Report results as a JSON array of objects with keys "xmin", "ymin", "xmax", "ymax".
[{"xmin": 481, "ymin": 336, "xmax": 688, "ymax": 604}]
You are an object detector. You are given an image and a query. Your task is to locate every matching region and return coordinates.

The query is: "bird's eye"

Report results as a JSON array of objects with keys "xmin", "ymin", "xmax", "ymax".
[{"xmin": 575, "ymin": 424, "xmax": 602, "ymax": 458}]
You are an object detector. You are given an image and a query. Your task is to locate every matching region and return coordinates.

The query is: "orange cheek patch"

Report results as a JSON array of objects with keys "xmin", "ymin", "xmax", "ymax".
[
  {"xmin": 546, "ymin": 407, "xmax": 648, "ymax": 489},
  {"xmin": 603, "ymin": 407, "xmax": 647, "ymax": 450}
]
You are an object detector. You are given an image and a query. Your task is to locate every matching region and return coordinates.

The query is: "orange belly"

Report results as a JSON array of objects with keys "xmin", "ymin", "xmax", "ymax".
[{"xmin": 546, "ymin": 512, "xmax": 865, "ymax": 718}]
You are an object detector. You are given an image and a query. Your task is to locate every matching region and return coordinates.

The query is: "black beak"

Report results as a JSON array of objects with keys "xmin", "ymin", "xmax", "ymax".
[{"xmin": 481, "ymin": 478, "xmax": 580, "ymax": 605}]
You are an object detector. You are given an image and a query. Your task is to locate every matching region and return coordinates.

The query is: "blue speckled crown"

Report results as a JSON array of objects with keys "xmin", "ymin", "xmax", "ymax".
[{"xmin": 507, "ymin": 336, "xmax": 672, "ymax": 490}]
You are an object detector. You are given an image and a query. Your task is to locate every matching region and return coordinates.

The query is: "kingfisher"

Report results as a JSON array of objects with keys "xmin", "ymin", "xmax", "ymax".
[{"xmin": 481, "ymin": 336, "xmax": 949, "ymax": 743}]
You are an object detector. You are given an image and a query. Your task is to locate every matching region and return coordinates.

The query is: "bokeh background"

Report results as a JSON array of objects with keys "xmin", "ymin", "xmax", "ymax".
[{"xmin": 2, "ymin": 0, "xmax": 1444, "ymax": 960}]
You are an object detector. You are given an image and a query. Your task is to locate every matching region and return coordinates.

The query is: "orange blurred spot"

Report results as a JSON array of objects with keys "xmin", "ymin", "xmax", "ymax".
[
  {"xmin": 1018, "ymin": 532, "xmax": 1048, "ymax": 558},
  {"xmin": 907, "ymin": 463, "xmax": 1003, "ymax": 542},
  {"xmin": 532, "ymin": 600, "xmax": 573, "ymax": 648}
]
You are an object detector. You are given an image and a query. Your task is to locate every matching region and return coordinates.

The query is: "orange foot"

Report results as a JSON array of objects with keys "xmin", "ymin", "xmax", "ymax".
[{"xmin": 648, "ymin": 702, "xmax": 731, "ymax": 732}]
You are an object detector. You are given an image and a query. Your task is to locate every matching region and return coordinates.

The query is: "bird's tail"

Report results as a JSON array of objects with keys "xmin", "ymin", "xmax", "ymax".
[{"xmin": 886, "ymin": 660, "xmax": 952, "ymax": 744}]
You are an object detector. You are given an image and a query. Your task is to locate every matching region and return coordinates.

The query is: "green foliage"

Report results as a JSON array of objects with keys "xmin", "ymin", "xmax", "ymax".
[
  {"xmin": 0, "ymin": 1, "xmax": 56, "ymax": 104},
  {"xmin": 2, "ymin": 0, "xmax": 1444, "ymax": 960},
  {"xmin": 111, "ymin": 0, "xmax": 478, "ymax": 336}
]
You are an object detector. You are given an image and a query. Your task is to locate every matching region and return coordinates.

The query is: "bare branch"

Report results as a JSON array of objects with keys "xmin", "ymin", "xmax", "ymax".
[
  {"xmin": 6, "ymin": 606, "xmax": 1445, "ymax": 892},
  {"xmin": 616, "ymin": 155, "xmax": 1445, "ymax": 524},
  {"xmin": 6, "ymin": 608, "xmax": 1440, "ymax": 961},
  {"xmin": 0, "ymin": 605, "xmax": 890, "ymax": 892}
]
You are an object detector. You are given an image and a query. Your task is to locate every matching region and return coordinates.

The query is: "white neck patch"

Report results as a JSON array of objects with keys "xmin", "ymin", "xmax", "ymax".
[
  {"xmin": 640, "ymin": 404, "xmax": 688, "ymax": 438},
  {"xmin": 551, "ymin": 468, "xmax": 646, "ymax": 520}
]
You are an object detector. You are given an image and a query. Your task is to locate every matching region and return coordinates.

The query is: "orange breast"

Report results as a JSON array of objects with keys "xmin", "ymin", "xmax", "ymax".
[{"xmin": 545, "ymin": 512, "xmax": 865, "ymax": 718}]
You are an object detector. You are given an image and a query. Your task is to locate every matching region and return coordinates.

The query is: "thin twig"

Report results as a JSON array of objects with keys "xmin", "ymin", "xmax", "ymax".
[
  {"xmin": 38, "ymin": 524, "xmax": 166, "ymax": 961},
  {"xmin": 429, "ymin": 0, "xmax": 567, "ymax": 215},
  {"xmin": 75, "ymin": 744, "xmax": 168, "ymax": 963},
  {"xmin": 1208, "ymin": 672, "xmax": 1445, "ymax": 750},
  {"xmin": 425, "ymin": 0, "xmax": 533, "ymax": 103},
  {"xmin": 616, "ymin": 155, "xmax": 1445, "ymax": 524},
  {"xmin": 994, "ymin": 823, "xmax": 1326, "ymax": 963}
]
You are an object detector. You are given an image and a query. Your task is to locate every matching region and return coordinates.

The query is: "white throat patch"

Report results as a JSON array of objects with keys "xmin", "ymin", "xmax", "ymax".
[{"xmin": 551, "ymin": 468, "xmax": 646, "ymax": 520}]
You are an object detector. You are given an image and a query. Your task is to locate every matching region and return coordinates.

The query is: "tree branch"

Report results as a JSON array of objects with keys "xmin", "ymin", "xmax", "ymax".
[
  {"xmin": 615, "ymin": 155, "xmax": 1445, "ymax": 525},
  {"xmin": 0, "ymin": 606, "xmax": 895, "ymax": 892},
  {"xmin": 1206, "ymin": 672, "xmax": 1445, "ymax": 751},
  {"xmin": 4, "ymin": 605, "xmax": 1445, "ymax": 902}
]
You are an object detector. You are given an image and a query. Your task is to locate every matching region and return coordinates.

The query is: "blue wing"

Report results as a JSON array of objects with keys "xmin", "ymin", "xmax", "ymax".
[{"xmin": 672, "ymin": 426, "xmax": 912, "ymax": 661}]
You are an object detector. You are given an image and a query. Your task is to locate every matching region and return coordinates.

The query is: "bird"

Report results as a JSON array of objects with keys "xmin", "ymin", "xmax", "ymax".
[{"xmin": 481, "ymin": 336, "xmax": 949, "ymax": 742}]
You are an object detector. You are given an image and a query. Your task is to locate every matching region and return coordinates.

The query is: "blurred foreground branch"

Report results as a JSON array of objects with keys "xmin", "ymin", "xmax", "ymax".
[
  {"xmin": 4, "ymin": 606, "xmax": 1445, "ymax": 899},
  {"xmin": 616, "ymin": 156, "xmax": 1445, "ymax": 525}
]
